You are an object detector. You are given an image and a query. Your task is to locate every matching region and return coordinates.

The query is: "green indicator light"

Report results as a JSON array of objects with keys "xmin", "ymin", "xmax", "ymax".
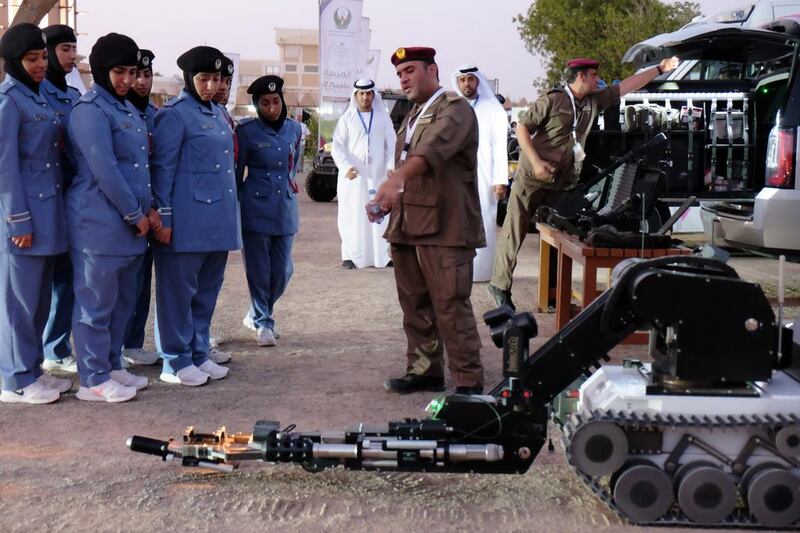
[
  {"xmin": 425, "ymin": 395, "xmax": 446, "ymax": 419},
  {"xmin": 762, "ymin": 87, "xmax": 769, "ymax": 94}
]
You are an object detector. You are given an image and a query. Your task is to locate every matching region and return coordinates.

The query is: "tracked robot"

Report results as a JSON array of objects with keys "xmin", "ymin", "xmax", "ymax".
[{"xmin": 128, "ymin": 256, "xmax": 800, "ymax": 528}]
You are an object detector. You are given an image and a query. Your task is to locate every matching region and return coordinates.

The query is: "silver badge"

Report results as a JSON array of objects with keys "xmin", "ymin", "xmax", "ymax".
[
  {"xmin": 215, "ymin": 58, "xmax": 222, "ymax": 70},
  {"xmin": 142, "ymin": 56, "xmax": 150, "ymax": 67},
  {"xmin": 268, "ymin": 82, "xmax": 277, "ymax": 92},
  {"xmin": 227, "ymin": 64, "xmax": 233, "ymax": 75},
  {"xmin": 137, "ymin": 50, "xmax": 141, "ymax": 62},
  {"xmin": 41, "ymin": 32, "xmax": 47, "ymax": 44}
]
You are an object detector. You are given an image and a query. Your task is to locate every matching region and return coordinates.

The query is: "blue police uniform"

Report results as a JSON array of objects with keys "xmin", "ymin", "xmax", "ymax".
[
  {"xmin": 0, "ymin": 75, "xmax": 68, "ymax": 391},
  {"xmin": 39, "ymin": 78, "xmax": 80, "ymax": 363},
  {"xmin": 236, "ymin": 116, "xmax": 301, "ymax": 332},
  {"xmin": 151, "ymin": 91, "xmax": 239, "ymax": 375},
  {"xmin": 123, "ymin": 100, "xmax": 159, "ymax": 350},
  {"xmin": 67, "ymin": 84, "xmax": 151, "ymax": 387}
]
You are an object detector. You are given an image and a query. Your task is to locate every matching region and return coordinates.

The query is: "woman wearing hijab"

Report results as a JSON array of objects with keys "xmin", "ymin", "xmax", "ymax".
[
  {"xmin": 236, "ymin": 75, "xmax": 302, "ymax": 347},
  {"xmin": 0, "ymin": 24, "xmax": 71, "ymax": 403},
  {"xmin": 67, "ymin": 33, "xmax": 154, "ymax": 402},
  {"xmin": 39, "ymin": 24, "xmax": 81, "ymax": 375},
  {"xmin": 151, "ymin": 46, "xmax": 239, "ymax": 386},
  {"xmin": 121, "ymin": 48, "xmax": 161, "ymax": 368}
]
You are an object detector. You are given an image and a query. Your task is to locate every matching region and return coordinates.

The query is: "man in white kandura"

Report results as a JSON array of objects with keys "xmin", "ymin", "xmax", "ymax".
[
  {"xmin": 332, "ymin": 79, "xmax": 397, "ymax": 269},
  {"xmin": 451, "ymin": 65, "xmax": 508, "ymax": 282}
]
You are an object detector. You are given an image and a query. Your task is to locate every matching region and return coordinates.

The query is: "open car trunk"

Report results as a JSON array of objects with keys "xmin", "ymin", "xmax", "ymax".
[{"xmin": 583, "ymin": 25, "xmax": 800, "ymax": 201}]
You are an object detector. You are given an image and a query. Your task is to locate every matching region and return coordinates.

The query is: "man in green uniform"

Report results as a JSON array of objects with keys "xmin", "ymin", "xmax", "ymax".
[
  {"xmin": 373, "ymin": 46, "xmax": 486, "ymax": 395},
  {"xmin": 487, "ymin": 56, "xmax": 679, "ymax": 309}
]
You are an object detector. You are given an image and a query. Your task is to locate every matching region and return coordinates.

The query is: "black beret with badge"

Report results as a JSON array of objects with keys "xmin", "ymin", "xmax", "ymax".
[
  {"xmin": 0, "ymin": 23, "xmax": 47, "ymax": 59},
  {"xmin": 89, "ymin": 33, "xmax": 140, "ymax": 68},
  {"xmin": 137, "ymin": 49, "xmax": 155, "ymax": 71},
  {"xmin": 177, "ymin": 46, "xmax": 225, "ymax": 74},
  {"xmin": 247, "ymin": 75, "xmax": 284, "ymax": 95},
  {"xmin": 220, "ymin": 55, "xmax": 234, "ymax": 78},
  {"xmin": 43, "ymin": 24, "xmax": 76, "ymax": 47}
]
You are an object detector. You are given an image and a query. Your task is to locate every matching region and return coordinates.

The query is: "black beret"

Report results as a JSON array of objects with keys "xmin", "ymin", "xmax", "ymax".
[
  {"xmin": 90, "ymin": 33, "xmax": 139, "ymax": 69},
  {"xmin": 391, "ymin": 46, "xmax": 436, "ymax": 66},
  {"xmin": 43, "ymin": 25, "xmax": 76, "ymax": 46},
  {"xmin": 247, "ymin": 75, "xmax": 283, "ymax": 95},
  {"xmin": 177, "ymin": 46, "xmax": 225, "ymax": 74},
  {"xmin": 220, "ymin": 55, "xmax": 234, "ymax": 77},
  {"xmin": 137, "ymin": 49, "xmax": 155, "ymax": 70},
  {"xmin": 0, "ymin": 23, "xmax": 47, "ymax": 59}
]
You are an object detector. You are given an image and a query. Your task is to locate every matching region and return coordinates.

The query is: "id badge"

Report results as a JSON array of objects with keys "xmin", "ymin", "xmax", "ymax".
[{"xmin": 573, "ymin": 141, "xmax": 586, "ymax": 162}]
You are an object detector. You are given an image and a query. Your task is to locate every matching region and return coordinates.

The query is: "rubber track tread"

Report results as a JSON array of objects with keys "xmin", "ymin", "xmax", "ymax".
[{"xmin": 564, "ymin": 409, "xmax": 800, "ymax": 528}]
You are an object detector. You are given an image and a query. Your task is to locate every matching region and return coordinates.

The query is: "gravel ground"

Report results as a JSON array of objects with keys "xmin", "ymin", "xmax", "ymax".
[{"xmin": 1, "ymin": 173, "xmax": 797, "ymax": 533}]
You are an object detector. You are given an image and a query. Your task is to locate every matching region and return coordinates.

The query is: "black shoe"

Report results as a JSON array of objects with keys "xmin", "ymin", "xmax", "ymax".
[
  {"xmin": 455, "ymin": 386, "xmax": 484, "ymax": 395},
  {"xmin": 384, "ymin": 374, "xmax": 445, "ymax": 394},
  {"xmin": 342, "ymin": 260, "xmax": 356, "ymax": 269},
  {"xmin": 486, "ymin": 284, "xmax": 515, "ymax": 311},
  {"xmin": 385, "ymin": 260, "xmax": 393, "ymax": 267}
]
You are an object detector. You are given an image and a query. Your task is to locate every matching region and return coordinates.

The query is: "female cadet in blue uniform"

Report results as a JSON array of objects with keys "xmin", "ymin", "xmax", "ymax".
[
  {"xmin": 236, "ymin": 76, "xmax": 302, "ymax": 347},
  {"xmin": 0, "ymin": 24, "xmax": 71, "ymax": 404},
  {"xmin": 121, "ymin": 48, "xmax": 161, "ymax": 368},
  {"xmin": 67, "ymin": 33, "xmax": 154, "ymax": 402},
  {"xmin": 40, "ymin": 24, "xmax": 81, "ymax": 375},
  {"xmin": 151, "ymin": 46, "xmax": 239, "ymax": 386}
]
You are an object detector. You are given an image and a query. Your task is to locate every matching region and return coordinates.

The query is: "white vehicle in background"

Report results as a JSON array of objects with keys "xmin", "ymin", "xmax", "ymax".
[{"xmin": 606, "ymin": 11, "xmax": 800, "ymax": 254}]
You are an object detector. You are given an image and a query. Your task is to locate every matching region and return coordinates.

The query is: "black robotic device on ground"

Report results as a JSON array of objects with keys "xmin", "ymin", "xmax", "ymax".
[{"xmin": 129, "ymin": 256, "xmax": 800, "ymax": 528}]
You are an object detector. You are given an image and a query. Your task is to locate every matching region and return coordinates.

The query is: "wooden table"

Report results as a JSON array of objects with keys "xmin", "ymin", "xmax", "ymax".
[{"xmin": 536, "ymin": 222, "xmax": 692, "ymax": 343}]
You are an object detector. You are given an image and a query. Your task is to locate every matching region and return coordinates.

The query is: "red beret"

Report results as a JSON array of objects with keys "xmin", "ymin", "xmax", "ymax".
[
  {"xmin": 567, "ymin": 57, "xmax": 600, "ymax": 70},
  {"xmin": 391, "ymin": 46, "xmax": 436, "ymax": 66}
]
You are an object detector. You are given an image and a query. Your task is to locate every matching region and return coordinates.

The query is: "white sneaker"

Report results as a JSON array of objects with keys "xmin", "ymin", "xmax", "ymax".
[
  {"xmin": 0, "ymin": 381, "xmax": 60, "ymax": 404},
  {"xmin": 244, "ymin": 315, "xmax": 281, "ymax": 338},
  {"xmin": 76, "ymin": 379, "xmax": 137, "ymax": 403},
  {"xmin": 209, "ymin": 335, "xmax": 224, "ymax": 349},
  {"xmin": 42, "ymin": 356, "xmax": 78, "ymax": 373},
  {"xmin": 110, "ymin": 369, "xmax": 148, "ymax": 390},
  {"xmin": 160, "ymin": 365, "xmax": 208, "ymax": 386},
  {"xmin": 37, "ymin": 373, "xmax": 73, "ymax": 393},
  {"xmin": 198, "ymin": 359, "xmax": 229, "ymax": 380},
  {"xmin": 208, "ymin": 348, "xmax": 231, "ymax": 364},
  {"xmin": 122, "ymin": 347, "xmax": 160, "ymax": 366},
  {"xmin": 256, "ymin": 327, "xmax": 277, "ymax": 347}
]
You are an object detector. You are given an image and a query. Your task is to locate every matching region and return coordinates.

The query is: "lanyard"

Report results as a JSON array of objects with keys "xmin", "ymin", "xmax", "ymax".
[
  {"xmin": 357, "ymin": 110, "xmax": 373, "ymax": 135},
  {"xmin": 469, "ymin": 94, "xmax": 480, "ymax": 108},
  {"xmin": 401, "ymin": 87, "xmax": 445, "ymax": 162},
  {"xmin": 564, "ymin": 85, "xmax": 579, "ymax": 141}
]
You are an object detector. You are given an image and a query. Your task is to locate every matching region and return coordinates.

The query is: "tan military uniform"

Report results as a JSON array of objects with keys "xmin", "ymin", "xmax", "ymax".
[
  {"xmin": 491, "ymin": 85, "xmax": 620, "ymax": 292},
  {"xmin": 384, "ymin": 90, "xmax": 486, "ymax": 388}
]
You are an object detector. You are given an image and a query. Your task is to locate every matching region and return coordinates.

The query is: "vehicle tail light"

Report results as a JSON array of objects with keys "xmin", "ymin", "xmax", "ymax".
[{"xmin": 765, "ymin": 126, "xmax": 796, "ymax": 188}]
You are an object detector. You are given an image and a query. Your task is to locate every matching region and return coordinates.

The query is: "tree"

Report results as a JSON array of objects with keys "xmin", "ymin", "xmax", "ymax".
[
  {"xmin": 515, "ymin": 0, "xmax": 700, "ymax": 90},
  {"xmin": 10, "ymin": 0, "xmax": 60, "ymax": 26}
]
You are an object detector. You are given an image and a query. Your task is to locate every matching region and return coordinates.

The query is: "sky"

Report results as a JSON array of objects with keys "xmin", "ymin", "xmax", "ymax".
[{"xmin": 75, "ymin": 0, "xmax": 740, "ymax": 101}]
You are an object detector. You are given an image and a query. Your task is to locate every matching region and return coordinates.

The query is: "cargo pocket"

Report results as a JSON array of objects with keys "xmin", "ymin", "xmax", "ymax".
[
  {"xmin": 401, "ymin": 191, "xmax": 438, "ymax": 237},
  {"xmin": 439, "ymin": 248, "xmax": 476, "ymax": 300},
  {"xmin": 193, "ymin": 189, "xmax": 223, "ymax": 205},
  {"xmin": 27, "ymin": 186, "xmax": 57, "ymax": 202}
]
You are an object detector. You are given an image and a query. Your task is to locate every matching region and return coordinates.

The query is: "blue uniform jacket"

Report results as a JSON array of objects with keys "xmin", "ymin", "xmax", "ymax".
[
  {"xmin": 40, "ymin": 79, "xmax": 80, "ymax": 186},
  {"xmin": 150, "ymin": 91, "xmax": 240, "ymax": 253},
  {"xmin": 0, "ymin": 76, "xmax": 67, "ymax": 256},
  {"xmin": 236, "ymin": 117, "xmax": 302, "ymax": 236},
  {"xmin": 141, "ymin": 101, "xmax": 158, "ymax": 132},
  {"xmin": 66, "ymin": 84, "xmax": 151, "ymax": 256}
]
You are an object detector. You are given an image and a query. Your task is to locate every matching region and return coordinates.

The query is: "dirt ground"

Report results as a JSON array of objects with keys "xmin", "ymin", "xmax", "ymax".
[{"xmin": 1, "ymin": 173, "xmax": 798, "ymax": 533}]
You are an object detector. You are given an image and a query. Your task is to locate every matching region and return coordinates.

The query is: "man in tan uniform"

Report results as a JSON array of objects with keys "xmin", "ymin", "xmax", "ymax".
[
  {"xmin": 487, "ymin": 56, "xmax": 679, "ymax": 310},
  {"xmin": 373, "ymin": 46, "xmax": 486, "ymax": 395}
]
